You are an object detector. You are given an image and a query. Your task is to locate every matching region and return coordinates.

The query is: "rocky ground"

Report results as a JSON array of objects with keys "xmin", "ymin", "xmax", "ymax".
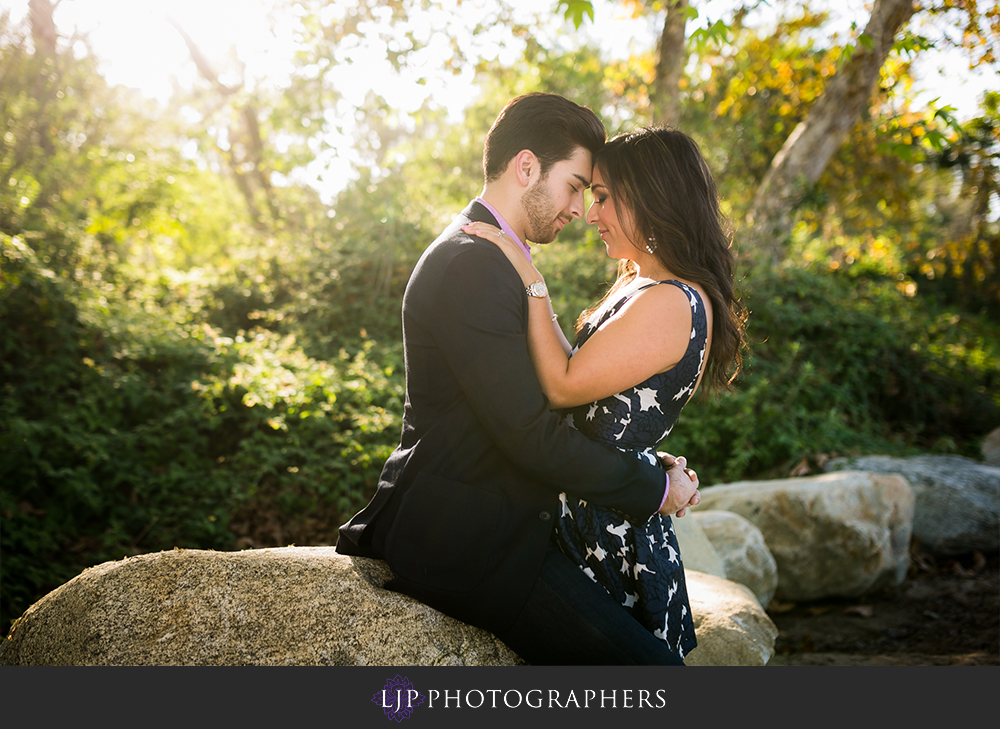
[
  {"xmin": 765, "ymin": 547, "xmax": 999, "ymax": 666},
  {"xmin": 231, "ymin": 498, "xmax": 999, "ymax": 667}
]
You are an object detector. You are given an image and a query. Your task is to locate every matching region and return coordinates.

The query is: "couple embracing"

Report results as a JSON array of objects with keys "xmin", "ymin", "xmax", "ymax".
[{"xmin": 337, "ymin": 92, "xmax": 746, "ymax": 665}]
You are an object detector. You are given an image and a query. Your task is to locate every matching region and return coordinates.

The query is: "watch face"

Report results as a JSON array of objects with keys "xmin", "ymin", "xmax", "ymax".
[{"xmin": 527, "ymin": 282, "xmax": 547, "ymax": 297}]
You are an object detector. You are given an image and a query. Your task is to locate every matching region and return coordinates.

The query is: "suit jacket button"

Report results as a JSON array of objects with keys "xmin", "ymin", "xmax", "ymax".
[{"xmin": 539, "ymin": 511, "xmax": 551, "ymax": 521}]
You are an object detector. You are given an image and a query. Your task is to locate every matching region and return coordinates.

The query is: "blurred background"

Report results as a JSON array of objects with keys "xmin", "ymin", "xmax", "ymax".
[{"xmin": 1, "ymin": 0, "xmax": 997, "ymax": 635}]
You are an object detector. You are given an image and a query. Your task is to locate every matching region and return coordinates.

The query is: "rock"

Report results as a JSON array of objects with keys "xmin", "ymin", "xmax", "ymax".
[
  {"xmin": 692, "ymin": 510, "xmax": 778, "ymax": 608},
  {"xmin": 684, "ymin": 571, "xmax": 778, "ymax": 667},
  {"xmin": 824, "ymin": 455, "xmax": 1000, "ymax": 556},
  {"xmin": 983, "ymin": 427, "xmax": 1000, "ymax": 466},
  {"xmin": 1, "ymin": 546, "xmax": 777, "ymax": 666},
  {"xmin": 672, "ymin": 516, "xmax": 778, "ymax": 664},
  {"xmin": 673, "ymin": 513, "xmax": 727, "ymax": 579},
  {"xmin": 0, "ymin": 547, "xmax": 522, "ymax": 666},
  {"xmin": 693, "ymin": 471, "xmax": 914, "ymax": 602}
]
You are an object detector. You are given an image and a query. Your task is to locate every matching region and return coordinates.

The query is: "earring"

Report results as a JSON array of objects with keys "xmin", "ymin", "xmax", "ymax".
[{"xmin": 645, "ymin": 237, "xmax": 657, "ymax": 254}]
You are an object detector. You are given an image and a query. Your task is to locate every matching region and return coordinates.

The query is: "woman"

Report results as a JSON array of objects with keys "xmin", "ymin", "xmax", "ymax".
[{"xmin": 462, "ymin": 126, "xmax": 746, "ymax": 659}]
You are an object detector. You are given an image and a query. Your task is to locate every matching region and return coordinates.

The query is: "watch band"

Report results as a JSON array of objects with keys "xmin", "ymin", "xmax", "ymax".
[{"xmin": 525, "ymin": 281, "xmax": 548, "ymax": 298}]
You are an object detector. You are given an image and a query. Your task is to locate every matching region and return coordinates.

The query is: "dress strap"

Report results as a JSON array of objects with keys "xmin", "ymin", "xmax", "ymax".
[{"xmin": 627, "ymin": 279, "xmax": 704, "ymax": 312}]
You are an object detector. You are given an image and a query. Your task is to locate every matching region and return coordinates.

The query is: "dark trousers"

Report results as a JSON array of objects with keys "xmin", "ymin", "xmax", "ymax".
[{"xmin": 495, "ymin": 542, "xmax": 686, "ymax": 666}]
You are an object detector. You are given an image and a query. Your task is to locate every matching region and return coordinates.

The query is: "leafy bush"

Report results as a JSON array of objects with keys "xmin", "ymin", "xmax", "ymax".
[
  {"xmin": 662, "ymin": 263, "xmax": 1000, "ymax": 484},
  {"xmin": 0, "ymin": 235, "xmax": 403, "ymax": 634},
  {"xmin": 1, "ymin": 236, "xmax": 237, "ymax": 628}
]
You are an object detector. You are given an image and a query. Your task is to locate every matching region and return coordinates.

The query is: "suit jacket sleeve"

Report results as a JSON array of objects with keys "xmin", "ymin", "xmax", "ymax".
[{"xmin": 431, "ymin": 242, "xmax": 664, "ymax": 522}]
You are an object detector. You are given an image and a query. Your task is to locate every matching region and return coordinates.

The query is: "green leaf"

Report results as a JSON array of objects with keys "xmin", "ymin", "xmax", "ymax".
[
  {"xmin": 839, "ymin": 32, "xmax": 875, "ymax": 69},
  {"xmin": 893, "ymin": 31, "xmax": 934, "ymax": 57},
  {"xmin": 922, "ymin": 129, "xmax": 947, "ymax": 151},
  {"xmin": 690, "ymin": 16, "xmax": 731, "ymax": 57},
  {"xmin": 557, "ymin": 0, "xmax": 594, "ymax": 29},
  {"xmin": 933, "ymin": 105, "xmax": 961, "ymax": 131}
]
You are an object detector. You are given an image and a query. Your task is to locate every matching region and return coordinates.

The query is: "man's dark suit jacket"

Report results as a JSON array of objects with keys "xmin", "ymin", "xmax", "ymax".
[{"xmin": 336, "ymin": 200, "xmax": 665, "ymax": 633}]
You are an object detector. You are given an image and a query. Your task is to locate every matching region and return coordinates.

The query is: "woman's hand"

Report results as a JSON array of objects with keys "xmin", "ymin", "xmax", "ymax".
[
  {"xmin": 657, "ymin": 455, "xmax": 700, "ymax": 518},
  {"xmin": 462, "ymin": 222, "xmax": 540, "ymax": 287}
]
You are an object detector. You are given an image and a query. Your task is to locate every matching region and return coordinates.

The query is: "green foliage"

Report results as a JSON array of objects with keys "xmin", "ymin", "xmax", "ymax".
[
  {"xmin": 477, "ymin": 37, "xmax": 643, "ymax": 135},
  {"xmin": 684, "ymin": 11, "xmax": 853, "ymax": 212},
  {"xmin": 3, "ymin": 0, "xmax": 999, "ymax": 640},
  {"xmin": 662, "ymin": 261, "xmax": 1000, "ymax": 485},
  {"xmin": 0, "ymin": 235, "xmax": 404, "ymax": 633},
  {"xmin": 558, "ymin": 0, "xmax": 595, "ymax": 29},
  {"xmin": 910, "ymin": 92, "xmax": 1000, "ymax": 317},
  {"xmin": 0, "ymin": 11, "xmax": 257, "ymax": 274},
  {"xmin": 1, "ymin": 235, "xmax": 238, "ymax": 629}
]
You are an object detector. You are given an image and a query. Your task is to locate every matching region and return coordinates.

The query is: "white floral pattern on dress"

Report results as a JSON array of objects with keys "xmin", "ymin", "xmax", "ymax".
[{"xmin": 555, "ymin": 280, "xmax": 706, "ymax": 659}]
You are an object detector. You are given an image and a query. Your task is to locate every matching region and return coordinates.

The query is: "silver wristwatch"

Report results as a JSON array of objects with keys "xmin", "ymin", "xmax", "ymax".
[{"xmin": 525, "ymin": 281, "xmax": 548, "ymax": 298}]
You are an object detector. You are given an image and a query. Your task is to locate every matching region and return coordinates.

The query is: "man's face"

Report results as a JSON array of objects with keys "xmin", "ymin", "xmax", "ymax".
[{"xmin": 521, "ymin": 146, "xmax": 593, "ymax": 244}]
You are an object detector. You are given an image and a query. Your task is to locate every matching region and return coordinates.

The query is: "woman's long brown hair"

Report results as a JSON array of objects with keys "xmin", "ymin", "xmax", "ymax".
[{"xmin": 576, "ymin": 127, "xmax": 747, "ymax": 392}]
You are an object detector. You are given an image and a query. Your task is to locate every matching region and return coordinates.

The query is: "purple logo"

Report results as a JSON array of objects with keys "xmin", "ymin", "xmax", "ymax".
[{"xmin": 373, "ymin": 675, "xmax": 425, "ymax": 722}]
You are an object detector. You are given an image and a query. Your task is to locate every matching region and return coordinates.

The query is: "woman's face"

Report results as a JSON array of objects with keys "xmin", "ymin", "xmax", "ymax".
[{"xmin": 586, "ymin": 166, "xmax": 638, "ymax": 261}]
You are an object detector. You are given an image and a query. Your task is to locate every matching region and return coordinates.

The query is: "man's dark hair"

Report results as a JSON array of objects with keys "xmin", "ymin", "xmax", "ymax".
[{"xmin": 483, "ymin": 93, "xmax": 606, "ymax": 182}]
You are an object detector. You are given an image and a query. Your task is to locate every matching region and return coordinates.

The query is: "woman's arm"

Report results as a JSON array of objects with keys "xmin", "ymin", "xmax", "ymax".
[
  {"xmin": 463, "ymin": 222, "xmax": 693, "ymax": 409},
  {"xmin": 462, "ymin": 223, "xmax": 572, "ymax": 356}
]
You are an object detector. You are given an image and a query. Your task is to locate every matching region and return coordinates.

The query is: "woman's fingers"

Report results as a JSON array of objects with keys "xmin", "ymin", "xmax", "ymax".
[{"xmin": 462, "ymin": 222, "xmax": 504, "ymax": 241}]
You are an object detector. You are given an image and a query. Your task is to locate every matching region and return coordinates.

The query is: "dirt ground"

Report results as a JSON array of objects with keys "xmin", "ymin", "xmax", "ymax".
[{"xmin": 765, "ymin": 547, "xmax": 999, "ymax": 666}]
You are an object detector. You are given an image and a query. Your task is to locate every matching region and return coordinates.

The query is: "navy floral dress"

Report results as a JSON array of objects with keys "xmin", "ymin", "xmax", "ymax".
[{"xmin": 556, "ymin": 278, "xmax": 707, "ymax": 660}]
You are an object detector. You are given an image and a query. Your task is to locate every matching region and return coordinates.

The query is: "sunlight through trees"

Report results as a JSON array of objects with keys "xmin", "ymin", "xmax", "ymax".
[{"xmin": 2, "ymin": 0, "xmax": 997, "ymax": 635}]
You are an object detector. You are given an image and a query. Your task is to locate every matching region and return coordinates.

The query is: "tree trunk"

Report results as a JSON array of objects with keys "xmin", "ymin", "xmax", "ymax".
[
  {"xmin": 744, "ymin": 0, "xmax": 916, "ymax": 262},
  {"xmin": 28, "ymin": 0, "xmax": 59, "ymax": 60},
  {"xmin": 651, "ymin": 0, "xmax": 689, "ymax": 127},
  {"xmin": 26, "ymin": 0, "xmax": 62, "ymax": 159},
  {"xmin": 168, "ymin": 18, "xmax": 279, "ymax": 229}
]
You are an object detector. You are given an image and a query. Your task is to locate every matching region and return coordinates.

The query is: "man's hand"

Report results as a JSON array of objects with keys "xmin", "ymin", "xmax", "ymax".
[{"xmin": 657, "ymin": 453, "xmax": 700, "ymax": 518}]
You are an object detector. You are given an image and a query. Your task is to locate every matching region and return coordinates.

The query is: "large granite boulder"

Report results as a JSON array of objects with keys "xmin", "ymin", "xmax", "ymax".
[
  {"xmin": 0, "ymin": 547, "xmax": 520, "ymax": 667},
  {"xmin": 824, "ymin": 454, "xmax": 1000, "ymax": 556},
  {"xmin": 670, "ymin": 518, "xmax": 778, "ymax": 665},
  {"xmin": 0, "ymin": 546, "xmax": 776, "ymax": 666},
  {"xmin": 692, "ymin": 510, "xmax": 778, "ymax": 608},
  {"xmin": 672, "ymin": 513, "xmax": 727, "ymax": 579},
  {"xmin": 684, "ymin": 571, "xmax": 778, "ymax": 667},
  {"xmin": 693, "ymin": 471, "xmax": 914, "ymax": 602}
]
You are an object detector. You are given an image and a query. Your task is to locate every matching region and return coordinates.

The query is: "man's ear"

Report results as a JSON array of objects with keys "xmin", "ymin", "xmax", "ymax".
[{"xmin": 513, "ymin": 149, "xmax": 538, "ymax": 188}]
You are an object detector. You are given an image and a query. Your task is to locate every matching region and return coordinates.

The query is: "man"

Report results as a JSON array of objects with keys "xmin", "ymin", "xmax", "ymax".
[{"xmin": 337, "ymin": 93, "xmax": 699, "ymax": 664}]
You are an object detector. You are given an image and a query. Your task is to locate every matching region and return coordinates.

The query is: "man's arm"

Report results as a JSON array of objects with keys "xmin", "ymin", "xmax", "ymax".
[{"xmin": 431, "ymin": 244, "xmax": 665, "ymax": 522}]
